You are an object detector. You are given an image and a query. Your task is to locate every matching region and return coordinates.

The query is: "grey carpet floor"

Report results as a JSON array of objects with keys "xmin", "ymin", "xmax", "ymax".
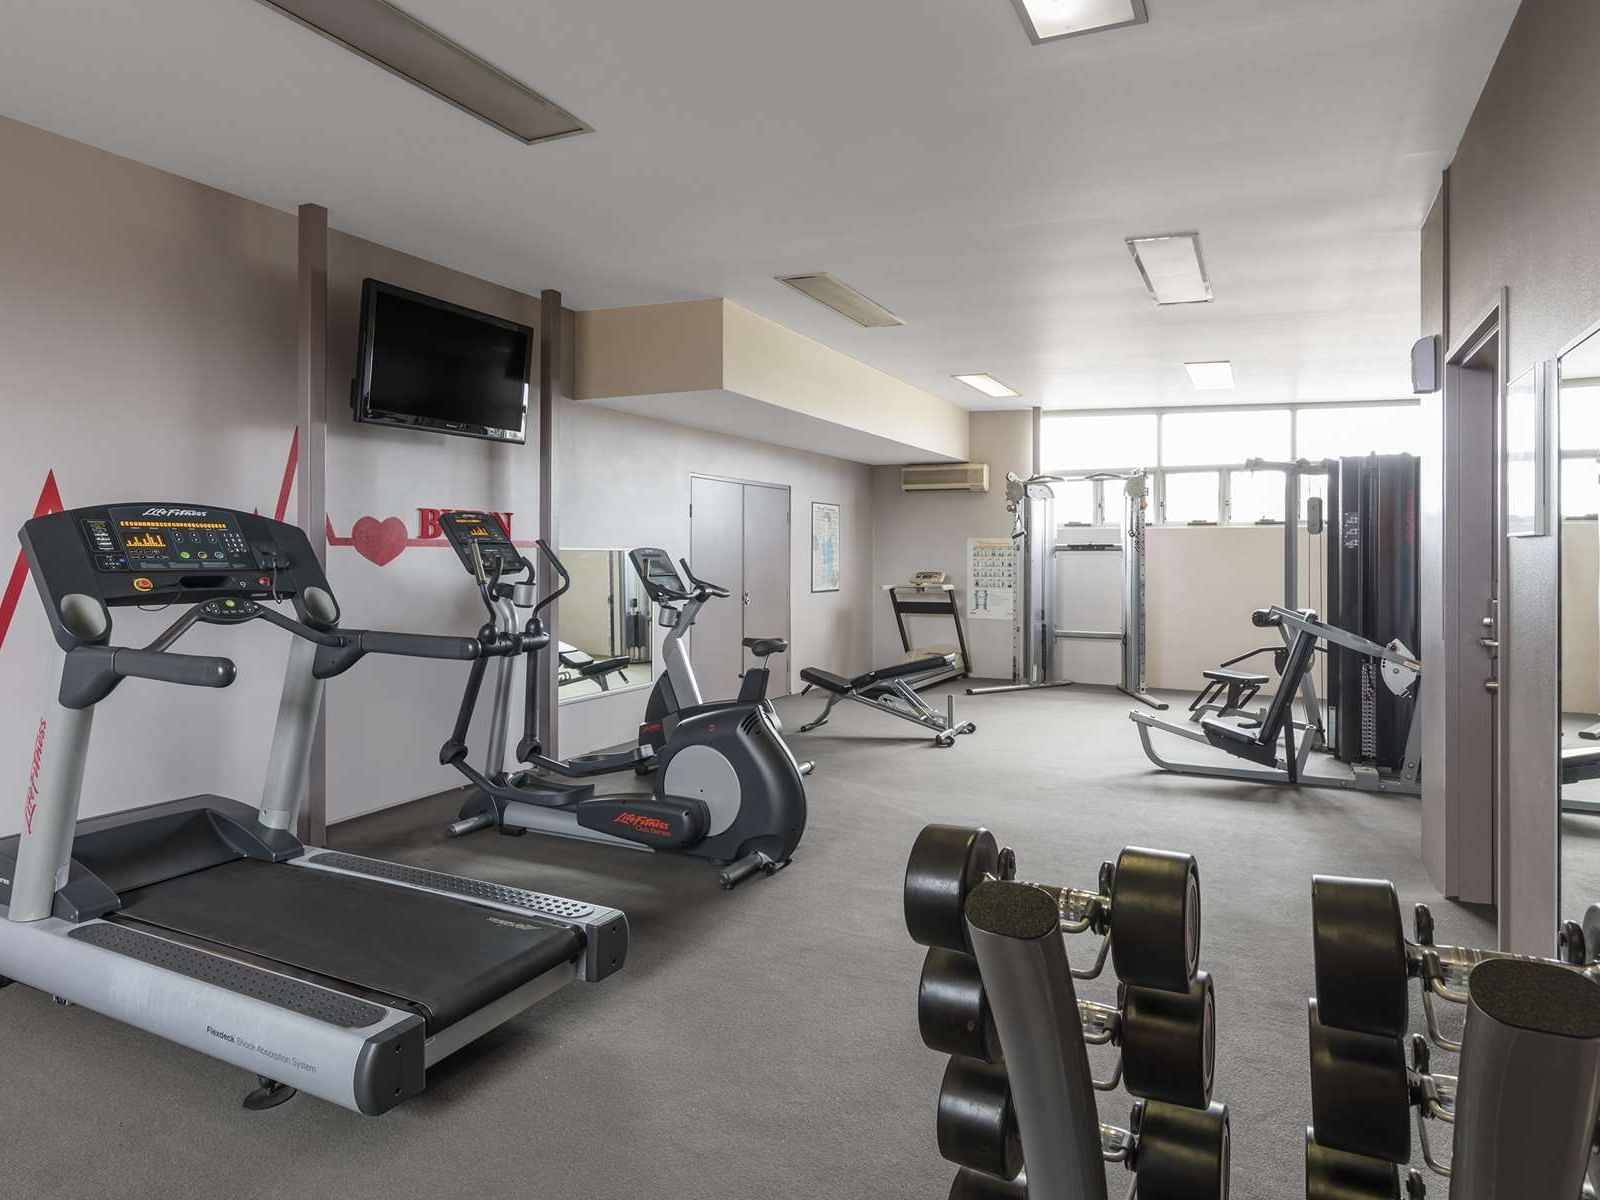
[{"xmin": 0, "ymin": 684, "xmax": 1494, "ymax": 1199}]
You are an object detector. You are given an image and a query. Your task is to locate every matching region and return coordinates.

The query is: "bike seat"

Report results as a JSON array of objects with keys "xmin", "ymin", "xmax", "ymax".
[{"xmin": 743, "ymin": 637, "xmax": 788, "ymax": 657}]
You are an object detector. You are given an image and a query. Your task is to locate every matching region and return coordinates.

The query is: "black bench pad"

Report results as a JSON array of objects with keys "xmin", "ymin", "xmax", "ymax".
[
  {"xmin": 801, "ymin": 655, "xmax": 953, "ymax": 695},
  {"xmin": 1202, "ymin": 668, "xmax": 1269, "ymax": 686}
]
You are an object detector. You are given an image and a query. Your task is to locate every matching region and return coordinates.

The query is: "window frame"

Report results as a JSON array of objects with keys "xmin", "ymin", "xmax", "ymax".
[{"xmin": 1038, "ymin": 399, "xmax": 1423, "ymax": 527}]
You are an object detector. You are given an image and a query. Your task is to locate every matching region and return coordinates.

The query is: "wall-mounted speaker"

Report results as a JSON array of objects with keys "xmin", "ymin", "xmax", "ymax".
[{"xmin": 1411, "ymin": 335, "xmax": 1440, "ymax": 394}]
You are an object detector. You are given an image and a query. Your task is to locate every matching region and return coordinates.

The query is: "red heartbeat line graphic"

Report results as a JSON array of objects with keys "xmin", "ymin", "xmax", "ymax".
[{"xmin": 0, "ymin": 471, "xmax": 64, "ymax": 658}]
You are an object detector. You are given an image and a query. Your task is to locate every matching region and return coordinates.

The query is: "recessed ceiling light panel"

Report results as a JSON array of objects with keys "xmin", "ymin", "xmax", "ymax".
[
  {"xmin": 778, "ymin": 274, "xmax": 905, "ymax": 328},
  {"xmin": 1127, "ymin": 233, "xmax": 1213, "ymax": 306},
  {"xmin": 1184, "ymin": 361, "xmax": 1236, "ymax": 391},
  {"xmin": 1012, "ymin": 0, "xmax": 1149, "ymax": 44},
  {"xmin": 256, "ymin": 0, "xmax": 589, "ymax": 144},
  {"xmin": 954, "ymin": 374, "xmax": 1021, "ymax": 399}
]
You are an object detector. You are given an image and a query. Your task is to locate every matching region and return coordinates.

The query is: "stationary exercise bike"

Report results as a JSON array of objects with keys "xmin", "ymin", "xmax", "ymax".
[
  {"xmin": 628, "ymin": 546, "xmax": 799, "ymax": 769},
  {"xmin": 437, "ymin": 511, "xmax": 807, "ymax": 888}
]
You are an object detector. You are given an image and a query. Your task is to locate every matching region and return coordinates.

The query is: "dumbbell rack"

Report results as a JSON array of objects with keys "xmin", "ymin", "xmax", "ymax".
[
  {"xmin": 1305, "ymin": 875, "xmax": 1600, "ymax": 1199},
  {"xmin": 905, "ymin": 825, "xmax": 1230, "ymax": 1200}
]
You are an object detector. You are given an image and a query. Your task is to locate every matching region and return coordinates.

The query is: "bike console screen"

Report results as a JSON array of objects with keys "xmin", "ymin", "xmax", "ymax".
[
  {"xmin": 628, "ymin": 548, "xmax": 686, "ymax": 601},
  {"xmin": 439, "ymin": 510, "xmax": 524, "ymax": 576}
]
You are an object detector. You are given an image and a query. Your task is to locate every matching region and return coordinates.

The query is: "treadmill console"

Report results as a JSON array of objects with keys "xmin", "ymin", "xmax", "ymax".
[
  {"xmin": 439, "ymin": 511, "xmax": 524, "ymax": 575},
  {"xmin": 86, "ymin": 506, "xmax": 259, "ymax": 574},
  {"xmin": 628, "ymin": 547, "xmax": 686, "ymax": 602},
  {"xmin": 20, "ymin": 503, "xmax": 337, "ymax": 646}
]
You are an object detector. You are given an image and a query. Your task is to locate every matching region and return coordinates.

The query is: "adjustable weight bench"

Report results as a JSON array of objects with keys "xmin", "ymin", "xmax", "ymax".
[
  {"xmin": 797, "ymin": 654, "xmax": 976, "ymax": 747},
  {"xmin": 557, "ymin": 642, "xmax": 632, "ymax": 692}
]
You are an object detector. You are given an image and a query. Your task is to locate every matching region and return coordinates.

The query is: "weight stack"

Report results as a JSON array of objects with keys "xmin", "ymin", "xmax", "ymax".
[{"xmin": 1329, "ymin": 453, "xmax": 1419, "ymax": 770}]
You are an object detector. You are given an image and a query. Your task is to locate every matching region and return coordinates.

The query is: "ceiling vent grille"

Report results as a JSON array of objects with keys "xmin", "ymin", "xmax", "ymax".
[{"xmin": 902, "ymin": 464, "xmax": 990, "ymax": 493}]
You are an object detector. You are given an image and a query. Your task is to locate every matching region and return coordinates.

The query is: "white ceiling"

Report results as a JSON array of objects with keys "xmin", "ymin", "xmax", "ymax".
[{"xmin": 0, "ymin": 0, "xmax": 1518, "ymax": 412}]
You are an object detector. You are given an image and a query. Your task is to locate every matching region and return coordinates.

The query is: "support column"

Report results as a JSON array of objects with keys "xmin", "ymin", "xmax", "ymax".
[
  {"xmin": 537, "ymin": 289, "xmax": 562, "ymax": 757},
  {"xmin": 296, "ymin": 202, "xmax": 329, "ymax": 846}
]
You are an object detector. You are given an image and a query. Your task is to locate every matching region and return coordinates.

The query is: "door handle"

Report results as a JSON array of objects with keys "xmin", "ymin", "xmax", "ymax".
[
  {"xmin": 1484, "ymin": 679, "xmax": 1499, "ymax": 693},
  {"xmin": 1478, "ymin": 637, "xmax": 1499, "ymax": 650}
]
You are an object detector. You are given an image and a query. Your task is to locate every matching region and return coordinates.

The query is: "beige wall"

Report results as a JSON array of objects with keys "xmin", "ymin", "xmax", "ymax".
[{"xmin": 576, "ymin": 299, "xmax": 970, "ymax": 463}]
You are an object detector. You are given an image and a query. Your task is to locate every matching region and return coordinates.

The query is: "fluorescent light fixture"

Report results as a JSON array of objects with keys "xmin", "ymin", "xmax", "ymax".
[
  {"xmin": 954, "ymin": 373, "xmax": 1021, "ymax": 399},
  {"xmin": 1012, "ymin": 0, "xmax": 1149, "ymax": 44},
  {"xmin": 778, "ymin": 274, "xmax": 905, "ymax": 328},
  {"xmin": 1184, "ymin": 361, "xmax": 1236, "ymax": 390},
  {"xmin": 256, "ymin": 0, "xmax": 588, "ymax": 144},
  {"xmin": 1126, "ymin": 233, "xmax": 1214, "ymax": 305}
]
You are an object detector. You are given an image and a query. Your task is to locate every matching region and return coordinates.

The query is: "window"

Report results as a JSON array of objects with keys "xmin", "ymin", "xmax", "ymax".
[
  {"xmin": 1037, "ymin": 401, "xmax": 1421, "ymax": 527},
  {"xmin": 1562, "ymin": 460, "xmax": 1600, "ymax": 519},
  {"xmin": 1229, "ymin": 469, "xmax": 1286, "ymax": 523},
  {"xmin": 1163, "ymin": 409, "xmax": 1289, "ymax": 467},
  {"xmin": 1039, "ymin": 413, "xmax": 1157, "ymax": 472},
  {"xmin": 1164, "ymin": 471, "xmax": 1219, "ymax": 523},
  {"xmin": 1054, "ymin": 479, "xmax": 1098, "ymax": 525},
  {"xmin": 1562, "ymin": 383, "xmax": 1600, "ymax": 451},
  {"xmin": 1296, "ymin": 404, "xmax": 1420, "ymax": 459}
]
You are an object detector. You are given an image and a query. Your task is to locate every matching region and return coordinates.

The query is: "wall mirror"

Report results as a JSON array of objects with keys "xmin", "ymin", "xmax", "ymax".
[
  {"xmin": 1557, "ymin": 329, "xmax": 1600, "ymax": 918},
  {"xmin": 558, "ymin": 548, "xmax": 653, "ymax": 702}
]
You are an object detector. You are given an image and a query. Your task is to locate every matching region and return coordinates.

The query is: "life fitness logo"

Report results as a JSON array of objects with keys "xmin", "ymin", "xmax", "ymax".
[
  {"xmin": 614, "ymin": 811, "xmax": 673, "ymax": 838},
  {"xmin": 23, "ymin": 718, "xmax": 46, "ymax": 835}
]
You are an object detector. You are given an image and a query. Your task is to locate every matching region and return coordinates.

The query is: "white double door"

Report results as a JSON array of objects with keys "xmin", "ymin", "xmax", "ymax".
[{"xmin": 688, "ymin": 475, "xmax": 791, "ymax": 700}]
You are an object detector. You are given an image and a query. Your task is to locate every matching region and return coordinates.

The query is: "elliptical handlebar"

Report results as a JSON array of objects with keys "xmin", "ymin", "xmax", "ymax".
[{"xmin": 531, "ymin": 540, "xmax": 572, "ymax": 618}]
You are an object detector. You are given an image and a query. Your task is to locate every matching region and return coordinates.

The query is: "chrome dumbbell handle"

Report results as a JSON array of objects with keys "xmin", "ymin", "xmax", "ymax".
[
  {"xmin": 1099, "ymin": 1122, "xmax": 1135, "ymax": 1164},
  {"xmin": 1409, "ymin": 1036, "xmax": 1454, "ymax": 1179},
  {"xmin": 1078, "ymin": 999, "xmax": 1125, "ymax": 1091}
]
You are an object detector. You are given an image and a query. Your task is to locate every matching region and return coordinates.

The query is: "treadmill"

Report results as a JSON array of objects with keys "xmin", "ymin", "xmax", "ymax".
[{"xmin": 0, "ymin": 503, "xmax": 628, "ymax": 1114}]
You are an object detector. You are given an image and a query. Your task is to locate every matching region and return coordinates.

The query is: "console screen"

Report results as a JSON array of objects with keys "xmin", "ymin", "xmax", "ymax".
[{"xmin": 88, "ymin": 506, "xmax": 258, "ymax": 572}]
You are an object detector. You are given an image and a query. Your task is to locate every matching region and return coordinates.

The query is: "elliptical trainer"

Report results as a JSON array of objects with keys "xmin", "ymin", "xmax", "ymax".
[{"xmin": 436, "ymin": 512, "xmax": 806, "ymax": 889}]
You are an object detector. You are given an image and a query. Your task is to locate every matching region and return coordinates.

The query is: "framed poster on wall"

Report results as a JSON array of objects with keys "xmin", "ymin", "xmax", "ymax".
[{"xmin": 811, "ymin": 502, "xmax": 840, "ymax": 592}]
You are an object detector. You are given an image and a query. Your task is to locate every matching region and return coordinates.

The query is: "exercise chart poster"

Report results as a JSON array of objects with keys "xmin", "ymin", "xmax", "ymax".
[
  {"xmin": 967, "ymin": 537, "xmax": 1015, "ymax": 620},
  {"xmin": 811, "ymin": 502, "xmax": 840, "ymax": 592}
]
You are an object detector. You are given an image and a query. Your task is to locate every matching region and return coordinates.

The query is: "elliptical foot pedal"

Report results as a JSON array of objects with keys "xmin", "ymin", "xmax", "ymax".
[
  {"xmin": 717, "ymin": 851, "xmax": 787, "ymax": 890},
  {"xmin": 243, "ymin": 1076, "xmax": 297, "ymax": 1111}
]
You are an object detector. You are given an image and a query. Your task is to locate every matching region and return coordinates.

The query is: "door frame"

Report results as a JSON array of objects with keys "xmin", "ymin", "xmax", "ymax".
[
  {"xmin": 688, "ymin": 473, "xmax": 793, "ymax": 694},
  {"xmin": 1421, "ymin": 293, "xmax": 1503, "ymax": 909}
]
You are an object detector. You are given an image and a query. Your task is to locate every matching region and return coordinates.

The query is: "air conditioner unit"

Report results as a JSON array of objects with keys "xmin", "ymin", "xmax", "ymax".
[{"xmin": 901, "ymin": 463, "xmax": 990, "ymax": 493}]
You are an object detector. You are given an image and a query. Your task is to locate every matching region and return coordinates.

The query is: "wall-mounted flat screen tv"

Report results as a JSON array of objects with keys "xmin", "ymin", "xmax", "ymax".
[{"xmin": 352, "ymin": 278, "xmax": 533, "ymax": 443}]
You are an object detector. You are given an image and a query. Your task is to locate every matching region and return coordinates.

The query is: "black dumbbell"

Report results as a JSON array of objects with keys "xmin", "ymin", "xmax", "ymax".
[
  {"xmin": 906, "ymin": 824, "xmax": 1201, "ymax": 991},
  {"xmin": 919, "ymin": 948, "xmax": 1002, "ymax": 1063},
  {"xmin": 936, "ymin": 1057, "xmax": 1022, "ymax": 1182},
  {"xmin": 947, "ymin": 1168, "xmax": 1027, "ymax": 1199},
  {"xmin": 1125, "ymin": 1098, "xmax": 1230, "ymax": 1200},
  {"xmin": 1305, "ymin": 1130, "xmax": 1408, "ymax": 1199},
  {"xmin": 1306, "ymin": 1000, "xmax": 1411, "ymax": 1163},
  {"xmin": 1119, "ymin": 971, "xmax": 1216, "ymax": 1109}
]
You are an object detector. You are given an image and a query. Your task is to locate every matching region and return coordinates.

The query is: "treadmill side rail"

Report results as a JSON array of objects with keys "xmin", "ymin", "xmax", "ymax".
[{"xmin": 0, "ymin": 909, "xmax": 426, "ymax": 1115}]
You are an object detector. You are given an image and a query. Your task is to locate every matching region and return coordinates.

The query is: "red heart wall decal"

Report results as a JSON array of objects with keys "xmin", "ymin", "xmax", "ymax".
[{"xmin": 351, "ymin": 516, "xmax": 408, "ymax": 566}]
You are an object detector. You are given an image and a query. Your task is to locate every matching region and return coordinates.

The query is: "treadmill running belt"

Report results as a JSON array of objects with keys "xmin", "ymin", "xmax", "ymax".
[{"xmin": 116, "ymin": 860, "xmax": 582, "ymax": 1035}]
